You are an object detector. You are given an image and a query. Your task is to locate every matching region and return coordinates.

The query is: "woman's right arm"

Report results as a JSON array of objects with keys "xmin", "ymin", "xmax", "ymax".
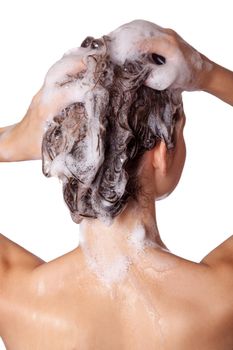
[
  {"xmin": 200, "ymin": 63, "xmax": 233, "ymax": 106},
  {"xmin": 141, "ymin": 28, "xmax": 233, "ymax": 106}
]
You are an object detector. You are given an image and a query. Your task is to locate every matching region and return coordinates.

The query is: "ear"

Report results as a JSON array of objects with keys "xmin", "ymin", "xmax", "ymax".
[{"xmin": 152, "ymin": 140, "xmax": 168, "ymax": 176}]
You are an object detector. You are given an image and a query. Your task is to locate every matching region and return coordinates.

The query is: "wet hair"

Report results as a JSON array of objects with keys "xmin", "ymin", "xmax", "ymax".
[{"xmin": 42, "ymin": 36, "xmax": 183, "ymax": 224}]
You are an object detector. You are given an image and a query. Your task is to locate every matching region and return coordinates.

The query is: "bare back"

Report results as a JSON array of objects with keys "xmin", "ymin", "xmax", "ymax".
[{"xmin": 0, "ymin": 233, "xmax": 233, "ymax": 350}]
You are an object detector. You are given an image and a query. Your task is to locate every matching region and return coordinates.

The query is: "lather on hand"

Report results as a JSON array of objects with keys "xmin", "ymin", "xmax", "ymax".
[
  {"xmin": 0, "ymin": 21, "xmax": 232, "ymax": 162},
  {"xmin": 137, "ymin": 26, "xmax": 233, "ymax": 104}
]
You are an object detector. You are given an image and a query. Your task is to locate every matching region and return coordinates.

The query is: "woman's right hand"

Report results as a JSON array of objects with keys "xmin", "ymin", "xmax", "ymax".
[
  {"xmin": 140, "ymin": 28, "xmax": 213, "ymax": 92},
  {"xmin": 140, "ymin": 28, "xmax": 233, "ymax": 105}
]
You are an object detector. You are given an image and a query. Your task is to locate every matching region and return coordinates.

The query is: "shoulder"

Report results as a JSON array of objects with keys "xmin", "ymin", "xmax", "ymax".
[
  {"xmin": 0, "ymin": 233, "xmax": 45, "ymax": 278},
  {"xmin": 201, "ymin": 235, "xmax": 233, "ymax": 268},
  {"xmin": 200, "ymin": 235, "xmax": 233, "ymax": 306},
  {"xmin": 0, "ymin": 234, "xmax": 45, "ymax": 336}
]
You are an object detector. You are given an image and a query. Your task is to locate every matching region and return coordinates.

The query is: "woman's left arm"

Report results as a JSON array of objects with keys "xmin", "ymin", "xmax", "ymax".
[{"xmin": 0, "ymin": 93, "xmax": 43, "ymax": 161}]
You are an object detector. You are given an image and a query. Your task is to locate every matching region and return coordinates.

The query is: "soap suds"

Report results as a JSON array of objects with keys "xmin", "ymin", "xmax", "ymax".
[
  {"xmin": 107, "ymin": 20, "xmax": 165, "ymax": 65},
  {"xmin": 79, "ymin": 223, "xmax": 151, "ymax": 287},
  {"xmin": 78, "ymin": 221, "xmax": 171, "ymax": 288},
  {"xmin": 41, "ymin": 25, "xmax": 183, "ymax": 224},
  {"xmin": 126, "ymin": 223, "xmax": 152, "ymax": 256},
  {"xmin": 83, "ymin": 249, "xmax": 132, "ymax": 287},
  {"xmin": 79, "ymin": 237, "xmax": 132, "ymax": 287}
]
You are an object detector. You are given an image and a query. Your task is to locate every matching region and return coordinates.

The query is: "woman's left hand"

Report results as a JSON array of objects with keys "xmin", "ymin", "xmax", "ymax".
[{"xmin": 0, "ymin": 54, "xmax": 86, "ymax": 161}]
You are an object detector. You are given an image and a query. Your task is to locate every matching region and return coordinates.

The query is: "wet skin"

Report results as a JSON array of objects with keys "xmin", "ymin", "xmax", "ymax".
[
  {"xmin": 0, "ymin": 233, "xmax": 233, "ymax": 350},
  {"xmin": 0, "ymin": 19, "xmax": 233, "ymax": 350},
  {"xmin": 1, "ymin": 111, "xmax": 232, "ymax": 350}
]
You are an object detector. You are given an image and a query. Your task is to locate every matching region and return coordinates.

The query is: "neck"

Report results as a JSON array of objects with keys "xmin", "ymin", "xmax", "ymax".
[{"xmin": 78, "ymin": 198, "xmax": 167, "ymax": 286}]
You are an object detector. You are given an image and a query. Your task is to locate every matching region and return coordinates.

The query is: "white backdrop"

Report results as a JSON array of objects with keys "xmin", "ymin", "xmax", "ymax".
[{"xmin": 0, "ymin": 0, "xmax": 232, "ymax": 347}]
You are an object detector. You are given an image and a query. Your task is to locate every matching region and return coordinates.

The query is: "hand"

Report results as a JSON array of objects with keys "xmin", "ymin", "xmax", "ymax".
[
  {"xmin": 139, "ymin": 28, "xmax": 213, "ymax": 92},
  {"xmin": 0, "ymin": 51, "xmax": 87, "ymax": 161},
  {"xmin": 28, "ymin": 52, "xmax": 87, "ymax": 156}
]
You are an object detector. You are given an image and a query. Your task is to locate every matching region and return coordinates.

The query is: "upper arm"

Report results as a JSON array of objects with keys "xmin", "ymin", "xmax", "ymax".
[
  {"xmin": 0, "ymin": 233, "xmax": 45, "ymax": 277},
  {"xmin": 0, "ymin": 234, "xmax": 45, "ymax": 337},
  {"xmin": 201, "ymin": 235, "xmax": 233, "ymax": 267}
]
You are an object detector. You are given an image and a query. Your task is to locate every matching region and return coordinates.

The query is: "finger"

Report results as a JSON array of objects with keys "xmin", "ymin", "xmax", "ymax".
[
  {"xmin": 145, "ymin": 62, "xmax": 178, "ymax": 90},
  {"xmin": 138, "ymin": 34, "xmax": 178, "ymax": 58},
  {"xmin": 44, "ymin": 54, "xmax": 87, "ymax": 88},
  {"xmin": 40, "ymin": 76, "xmax": 90, "ymax": 120}
]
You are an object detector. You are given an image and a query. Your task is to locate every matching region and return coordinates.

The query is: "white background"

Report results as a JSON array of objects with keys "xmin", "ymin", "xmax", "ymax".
[{"xmin": 0, "ymin": 0, "xmax": 232, "ymax": 347}]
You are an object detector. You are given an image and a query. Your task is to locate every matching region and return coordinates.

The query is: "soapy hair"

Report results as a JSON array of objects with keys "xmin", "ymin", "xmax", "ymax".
[{"xmin": 42, "ymin": 36, "xmax": 183, "ymax": 224}]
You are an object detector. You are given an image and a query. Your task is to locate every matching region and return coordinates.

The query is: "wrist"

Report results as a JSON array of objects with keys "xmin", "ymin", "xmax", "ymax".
[
  {"xmin": 197, "ymin": 54, "xmax": 215, "ymax": 92},
  {"xmin": 198, "ymin": 59, "xmax": 233, "ymax": 105},
  {"xmin": 21, "ymin": 109, "xmax": 44, "ymax": 160},
  {"xmin": 0, "ymin": 114, "xmax": 42, "ymax": 162},
  {"xmin": 0, "ymin": 125, "xmax": 17, "ymax": 161}
]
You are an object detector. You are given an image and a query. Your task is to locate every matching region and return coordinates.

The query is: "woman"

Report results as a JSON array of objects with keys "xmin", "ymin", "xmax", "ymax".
[{"xmin": 0, "ymin": 20, "xmax": 232, "ymax": 349}]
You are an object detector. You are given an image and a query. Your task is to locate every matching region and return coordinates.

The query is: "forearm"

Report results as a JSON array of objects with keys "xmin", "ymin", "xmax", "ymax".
[
  {"xmin": 0, "ymin": 113, "xmax": 42, "ymax": 162},
  {"xmin": 201, "ymin": 60, "xmax": 233, "ymax": 106}
]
